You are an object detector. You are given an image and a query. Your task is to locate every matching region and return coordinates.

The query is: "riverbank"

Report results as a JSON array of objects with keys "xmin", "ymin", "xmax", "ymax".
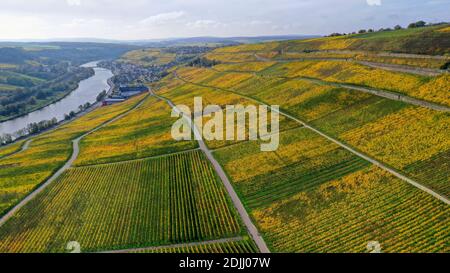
[
  {"xmin": 0, "ymin": 68, "xmax": 95, "ymax": 123},
  {"xmin": 0, "ymin": 64, "xmax": 113, "ymax": 145}
]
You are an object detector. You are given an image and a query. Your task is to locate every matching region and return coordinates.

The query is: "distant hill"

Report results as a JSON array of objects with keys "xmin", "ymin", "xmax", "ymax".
[
  {"xmin": 0, "ymin": 42, "xmax": 139, "ymax": 65},
  {"xmin": 138, "ymin": 35, "xmax": 319, "ymax": 47},
  {"xmin": 1, "ymin": 35, "xmax": 319, "ymax": 48},
  {"xmin": 279, "ymin": 24, "xmax": 450, "ymax": 55}
]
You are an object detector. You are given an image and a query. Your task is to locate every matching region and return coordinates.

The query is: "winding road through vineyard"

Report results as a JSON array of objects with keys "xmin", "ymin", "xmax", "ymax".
[
  {"xmin": 150, "ymin": 90, "xmax": 271, "ymax": 253},
  {"xmin": 0, "ymin": 94, "xmax": 150, "ymax": 227},
  {"xmin": 173, "ymin": 72, "xmax": 450, "ymax": 206}
]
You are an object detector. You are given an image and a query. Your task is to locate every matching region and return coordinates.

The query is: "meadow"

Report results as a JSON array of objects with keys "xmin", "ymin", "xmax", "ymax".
[{"xmin": 0, "ymin": 150, "xmax": 243, "ymax": 253}]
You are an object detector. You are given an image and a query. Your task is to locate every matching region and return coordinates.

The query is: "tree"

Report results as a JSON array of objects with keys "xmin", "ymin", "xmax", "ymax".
[
  {"xmin": 394, "ymin": 25, "xmax": 402, "ymax": 30},
  {"xmin": 358, "ymin": 29, "xmax": 367, "ymax": 34},
  {"xmin": 96, "ymin": 90, "xmax": 107, "ymax": 102},
  {"xmin": 408, "ymin": 20, "xmax": 426, "ymax": 28}
]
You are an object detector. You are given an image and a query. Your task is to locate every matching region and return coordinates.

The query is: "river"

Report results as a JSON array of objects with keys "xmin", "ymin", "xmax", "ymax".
[{"xmin": 0, "ymin": 62, "xmax": 113, "ymax": 137}]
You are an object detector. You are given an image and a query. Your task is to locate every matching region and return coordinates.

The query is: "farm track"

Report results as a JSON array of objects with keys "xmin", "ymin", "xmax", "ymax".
[
  {"xmin": 100, "ymin": 236, "xmax": 244, "ymax": 253},
  {"xmin": 0, "ymin": 93, "xmax": 150, "ymax": 227},
  {"xmin": 219, "ymin": 56, "xmax": 450, "ymax": 112},
  {"xmin": 150, "ymin": 90, "xmax": 271, "ymax": 254},
  {"xmin": 73, "ymin": 147, "xmax": 201, "ymax": 168},
  {"xmin": 299, "ymin": 77, "xmax": 450, "ymax": 112},
  {"xmin": 174, "ymin": 72, "xmax": 450, "ymax": 206},
  {"xmin": 253, "ymin": 54, "xmax": 449, "ymax": 111},
  {"xmin": 0, "ymin": 139, "xmax": 33, "ymax": 160},
  {"xmin": 255, "ymin": 53, "xmax": 446, "ymax": 76}
]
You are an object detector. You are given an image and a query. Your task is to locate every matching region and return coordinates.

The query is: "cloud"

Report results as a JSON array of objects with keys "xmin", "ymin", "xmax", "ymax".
[
  {"xmin": 66, "ymin": 0, "xmax": 81, "ymax": 6},
  {"xmin": 249, "ymin": 20, "xmax": 271, "ymax": 26},
  {"xmin": 186, "ymin": 20, "xmax": 226, "ymax": 28},
  {"xmin": 140, "ymin": 11, "xmax": 185, "ymax": 26},
  {"xmin": 366, "ymin": 0, "xmax": 382, "ymax": 6},
  {"xmin": 62, "ymin": 18, "xmax": 105, "ymax": 28}
]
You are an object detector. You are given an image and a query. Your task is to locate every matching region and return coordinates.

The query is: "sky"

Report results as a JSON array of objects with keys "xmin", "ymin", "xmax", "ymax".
[{"xmin": 0, "ymin": 0, "xmax": 449, "ymax": 40}]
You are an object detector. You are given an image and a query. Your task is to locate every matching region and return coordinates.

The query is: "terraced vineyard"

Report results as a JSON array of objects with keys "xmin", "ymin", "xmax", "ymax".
[
  {"xmin": 213, "ymin": 128, "xmax": 450, "ymax": 253},
  {"xmin": 174, "ymin": 64, "xmax": 449, "ymax": 199},
  {"xmin": 0, "ymin": 23, "xmax": 448, "ymax": 254},
  {"xmin": 252, "ymin": 166, "xmax": 449, "ymax": 253},
  {"xmin": 0, "ymin": 150, "xmax": 243, "ymax": 253},
  {"xmin": 157, "ymin": 32, "xmax": 450, "ymax": 252},
  {"xmin": 0, "ymin": 93, "xmax": 147, "ymax": 216},
  {"xmin": 75, "ymin": 96, "xmax": 198, "ymax": 166}
]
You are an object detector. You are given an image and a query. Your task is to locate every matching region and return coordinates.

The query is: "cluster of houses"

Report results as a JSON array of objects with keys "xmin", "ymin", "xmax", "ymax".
[{"xmin": 102, "ymin": 85, "xmax": 149, "ymax": 106}]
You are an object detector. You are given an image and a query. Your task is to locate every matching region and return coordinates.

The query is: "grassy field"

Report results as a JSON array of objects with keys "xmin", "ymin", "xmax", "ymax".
[
  {"xmin": 0, "ymin": 150, "xmax": 243, "ymax": 253},
  {"xmin": 75, "ymin": 96, "xmax": 198, "ymax": 166},
  {"xmin": 0, "ymin": 94, "xmax": 147, "ymax": 216}
]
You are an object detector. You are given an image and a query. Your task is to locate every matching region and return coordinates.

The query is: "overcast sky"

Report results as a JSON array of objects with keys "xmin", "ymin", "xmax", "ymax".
[{"xmin": 0, "ymin": 0, "xmax": 449, "ymax": 40}]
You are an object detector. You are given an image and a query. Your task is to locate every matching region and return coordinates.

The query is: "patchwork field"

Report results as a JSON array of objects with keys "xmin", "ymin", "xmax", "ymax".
[
  {"xmin": 75, "ymin": 96, "xmax": 198, "ymax": 166},
  {"xmin": 120, "ymin": 48, "xmax": 177, "ymax": 66},
  {"xmin": 0, "ymin": 23, "xmax": 448, "ymax": 254},
  {"xmin": 0, "ymin": 93, "xmax": 147, "ymax": 216},
  {"xmin": 0, "ymin": 150, "xmax": 243, "ymax": 253},
  {"xmin": 213, "ymin": 128, "xmax": 450, "ymax": 253},
  {"xmin": 174, "ymin": 66, "xmax": 450, "ymax": 198}
]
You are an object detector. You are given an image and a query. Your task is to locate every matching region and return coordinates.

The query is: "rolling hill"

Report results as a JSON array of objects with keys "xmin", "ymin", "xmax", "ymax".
[{"xmin": 0, "ymin": 23, "xmax": 448, "ymax": 253}]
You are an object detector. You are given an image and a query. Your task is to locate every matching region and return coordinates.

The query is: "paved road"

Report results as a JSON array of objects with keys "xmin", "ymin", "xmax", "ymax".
[
  {"xmin": 174, "ymin": 73, "xmax": 450, "ymax": 206},
  {"xmin": 151, "ymin": 90, "xmax": 271, "ymax": 253},
  {"xmin": 101, "ymin": 236, "xmax": 245, "ymax": 253},
  {"xmin": 0, "ymin": 93, "xmax": 150, "ymax": 227}
]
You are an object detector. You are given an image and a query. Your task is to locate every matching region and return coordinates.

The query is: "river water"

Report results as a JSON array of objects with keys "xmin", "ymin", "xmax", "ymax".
[{"xmin": 0, "ymin": 62, "xmax": 113, "ymax": 136}]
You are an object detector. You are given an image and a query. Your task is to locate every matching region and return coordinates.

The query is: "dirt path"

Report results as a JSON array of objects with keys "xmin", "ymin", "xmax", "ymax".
[
  {"xmin": 150, "ymin": 90, "xmax": 271, "ymax": 253},
  {"xmin": 356, "ymin": 61, "xmax": 443, "ymax": 77},
  {"xmin": 235, "ymin": 55, "xmax": 450, "ymax": 112},
  {"xmin": 0, "ymin": 93, "xmax": 150, "ymax": 227},
  {"xmin": 73, "ymin": 147, "xmax": 201, "ymax": 168},
  {"xmin": 299, "ymin": 77, "xmax": 450, "ymax": 112},
  {"xmin": 174, "ymin": 73, "xmax": 450, "ymax": 206},
  {"xmin": 100, "ymin": 236, "xmax": 245, "ymax": 253},
  {"xmin": 255, "ymin": 53, "xmax": 446, "ymax": 77}
]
